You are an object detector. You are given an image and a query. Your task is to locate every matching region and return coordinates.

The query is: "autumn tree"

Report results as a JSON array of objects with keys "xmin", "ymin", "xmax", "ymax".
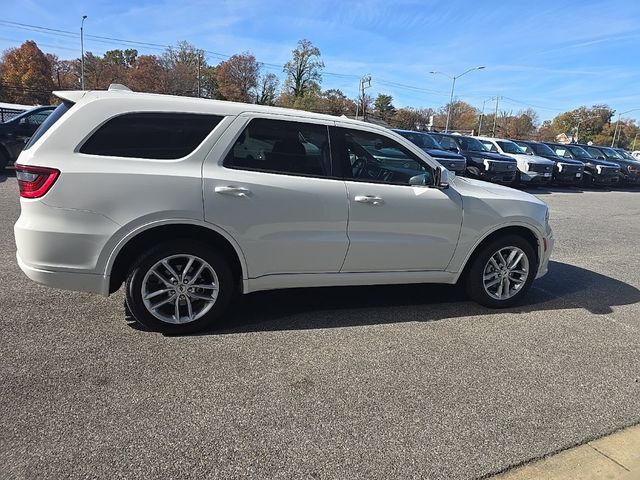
[
  {"xmin": 550, "ymin": 105, "xmax": 614, "ymax": 144},
  {"xmin": 373, "ymin": 94, "xmax": 396, "ymax": 121},
  {"xmin": 216, "ymin": 53, "xmax": 260, "ymax": 102},
  {"xmin": 434, "ymin": 100, "xmax": 478, "ymax": 132},
  {"xmin": 312, "ymin": 89, "xmax": 355, "ymax": 115},
  {"xmin": 283, "ymin": 39, "xmax": 324, "ymax": 100},
  {"xmin": 47, "ymin": 54, "xmax": 78, "ymax": 90},
  {"xmin": 389, "ymin": 107, "xmax": 434, "ymax": 130},
  {"xmin": 127, "ymin": 54, "xmax": 165, "ymax": 93},
  {"xmin": 0, "ymin": 40, "xmax": 53, "ymax": 104}
]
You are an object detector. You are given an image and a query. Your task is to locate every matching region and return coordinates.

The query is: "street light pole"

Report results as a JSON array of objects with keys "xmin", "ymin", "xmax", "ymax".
[
  {"xmin": 80, "ymin": 15, "xmax": 87, "ymax": 90},
  {"xmin": 430, "ymin": 66, "xmax": 485, "ymax": 132}
]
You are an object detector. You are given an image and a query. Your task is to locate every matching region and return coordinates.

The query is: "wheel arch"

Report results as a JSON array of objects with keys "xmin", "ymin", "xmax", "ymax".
[
  {"xmin": 106, "ymin": 221, "xmax": 247, "ymax": 295},
  {"xmin": 454, "ymin": 224, "xmax": 541, "ymax": 283}
]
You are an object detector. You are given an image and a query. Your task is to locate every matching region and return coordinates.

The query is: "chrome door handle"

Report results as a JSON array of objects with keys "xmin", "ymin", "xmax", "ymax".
[
  {"xmin": 354, "ymin": 195, "xmax": 383, "ymax": 205},
  {"xmin": 214, "ymin": 186, "xmax": 251, "ymax": 197}
]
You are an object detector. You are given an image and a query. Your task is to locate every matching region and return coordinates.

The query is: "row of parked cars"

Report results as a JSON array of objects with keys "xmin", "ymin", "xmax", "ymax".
[{"xmin": 393, "ymin": 129, "xmax": 640, "ymax": 187}]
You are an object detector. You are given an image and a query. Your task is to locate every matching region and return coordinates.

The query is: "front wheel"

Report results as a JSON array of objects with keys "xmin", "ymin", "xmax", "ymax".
[
  {"xmin": 464, "ymin": 235, "xmax": 537, "ymax": 308},
  {"xmin": 125, "ymin": 241, "xmax": 234, "ymax": 334}
]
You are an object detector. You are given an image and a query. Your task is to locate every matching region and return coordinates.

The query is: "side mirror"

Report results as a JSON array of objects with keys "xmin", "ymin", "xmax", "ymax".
[
  {"xmin": 19, "ymin": 118, "xmax": 27, "ymax": 125},
  {"xmin": 447, "ymin": 146, "xmax": 458, "ymax": 152},
  {"xmin": 598, "ymin": 156, "xmax": 605, "ymax": 160},
  {"xmin": 432, "ymin": 166, "xmax": 451, "ymax": 188}
]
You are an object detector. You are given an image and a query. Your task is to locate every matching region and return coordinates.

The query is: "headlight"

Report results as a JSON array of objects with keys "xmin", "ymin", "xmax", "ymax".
[
  {"xmin": 596, "ymin": 165, "xmax": 603, "ymax": 174},
  {"xmin": 483, "ymin": 159, "xmax": 491, "ymax": 171},
  {"xmin": 557, "ymin": 163, "xmax": 563, "ymax": 172},
  {"xmin": 628, "ymin": 165, "xmax": 638, "ymax": 173}
]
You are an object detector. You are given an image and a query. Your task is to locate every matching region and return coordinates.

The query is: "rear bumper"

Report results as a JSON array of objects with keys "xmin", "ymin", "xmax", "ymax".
[{"xmin": 17, "ymin": 253, "xmax": 109, "ymax": 296}]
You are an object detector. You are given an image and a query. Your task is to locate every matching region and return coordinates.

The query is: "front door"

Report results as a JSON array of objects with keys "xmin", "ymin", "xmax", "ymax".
[
  {"xmin": 203, "ymin": 115, "xmax": 349, "ymax": 279},
  {"xmin": 333, "ymin": 126, "xmax": 463, "ymax": 272}
]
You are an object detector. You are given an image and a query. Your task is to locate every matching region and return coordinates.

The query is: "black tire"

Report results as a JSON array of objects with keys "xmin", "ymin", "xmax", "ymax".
[
  {"xmin": 511, "ymin": 170, "xmax": 521, "ymax": 187},
  {"xmin": 464, "ymin": 234, "xmax": 537, "ymax": 308},
  {"xmin": 125, "ymin": 240, "xmax": 234, "ymax": 334}
]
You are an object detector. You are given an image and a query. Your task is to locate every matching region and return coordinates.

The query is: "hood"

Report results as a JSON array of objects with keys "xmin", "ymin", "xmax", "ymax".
[
  {"xmin": 505, "ymin": 153, "xmax": 555, "ymax": 164},
  {"xmin": 581, "ymin": 157, "xmax": 619, "ymax": 167},
  {"xmin": 453, "ymin": 176, "xmax": 544, "ymax": 203},
  {"xmin": 424, "ymin": 148, "xmax": 465, "ymax": 160}
]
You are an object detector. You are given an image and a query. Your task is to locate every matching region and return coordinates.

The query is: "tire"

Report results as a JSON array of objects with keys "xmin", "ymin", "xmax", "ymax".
[
  {"xmin": 125, "ymin": 240, "xmax": 234, "ymax": 334},
  {"xmin": 464, "ymin": 234, "xmax": 537, "ymax": 308},
  {"xmin": 511, "ymin": 170, "xmax": 521, "ymax": 187}
]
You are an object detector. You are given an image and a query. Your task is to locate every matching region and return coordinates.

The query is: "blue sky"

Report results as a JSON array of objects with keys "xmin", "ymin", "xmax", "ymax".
[{"xmin": 2, "ymin": 0, "xmax": 640, "ymax": 122}]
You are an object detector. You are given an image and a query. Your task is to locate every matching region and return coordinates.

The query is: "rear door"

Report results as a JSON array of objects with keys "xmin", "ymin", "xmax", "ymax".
[{"xmin": 202, "ymin": 114, "xmax": 350, "ymax": 279}]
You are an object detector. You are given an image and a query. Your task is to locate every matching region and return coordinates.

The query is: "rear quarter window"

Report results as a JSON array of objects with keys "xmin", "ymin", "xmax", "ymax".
[
  {"xmin": 80, "ymin": 112, "xmax": 223, "ymax": 159},
  {"xmin": 24, "ymin": 103, "xmax": 72, "ymax": 150}
]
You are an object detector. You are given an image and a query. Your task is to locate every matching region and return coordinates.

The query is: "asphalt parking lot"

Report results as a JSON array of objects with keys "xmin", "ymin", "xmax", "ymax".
[{"xmin": 1, "ymin": 174, "xmax": 639, "ymax": 480}]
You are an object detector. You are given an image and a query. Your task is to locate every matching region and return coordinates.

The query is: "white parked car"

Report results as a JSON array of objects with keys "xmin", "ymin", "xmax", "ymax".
[
  {"xmin": 632, "ymin": 151, "xmax": 640, "ymax": 160},
  {"xmin": 475, "ymin": 136, "xmax": 555, "ymax": 185},
  {"xmin": 14, "ymin": 86, "xmax": 554, "ymax": 334}
]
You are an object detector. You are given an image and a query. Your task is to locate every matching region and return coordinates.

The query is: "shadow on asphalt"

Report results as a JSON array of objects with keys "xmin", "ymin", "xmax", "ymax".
[
  {"xmin": 520, "ymin": 184, "xmax": 640, "ymax": 195},
  {"xmin": 130, "ymin": 261, "xmax": 639, "ymax": 335}
]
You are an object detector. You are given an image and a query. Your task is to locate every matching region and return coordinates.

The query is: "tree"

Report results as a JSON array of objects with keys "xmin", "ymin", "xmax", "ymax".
[
  {"xmin": 127, "ymin": 54, "xmax": 165, "ymax": 93},
  {"xmin": 0, "ymin": 40, "xmax": 53, "ymax": 104},
  {"xmin": 216, "ymin": 53, "xmax": 260, "ymax": 103},
  {"xmin": 256, "ymin": 72, "xmax": 279, "ymax": 105},
  {"xmin": 373, "ymin": 94, "xmax": 396, "ymax": 121},
  {"xmin": 551, "ymin": 105, "xmax": 614, "ymax": 144},
  {"xmin": 161, "ymin": 41, "xmax": 204, "ymax": 96},
  {"xmin": 390, "ymin": 107, "xmax": 434, "ymax": 130},
  {"xmin": 283, "ymin": 39, "xmax": 324, "ymax": 99},
  {"xmin": 434, "ymin": 101, "xmax": 478, "ymax": 132},
  {"xmin": 47, "ymin": 54, "xmax": 78, "ymax": 90},
  {"xmin": 313, "ymin": 88, "xmax": 355, "ymax": 115}
]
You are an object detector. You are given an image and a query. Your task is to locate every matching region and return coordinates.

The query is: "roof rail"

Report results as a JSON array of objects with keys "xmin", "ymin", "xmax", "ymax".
[{"xmin": 108, "ymin": 84, "xmax": 132, "ymax": 92}]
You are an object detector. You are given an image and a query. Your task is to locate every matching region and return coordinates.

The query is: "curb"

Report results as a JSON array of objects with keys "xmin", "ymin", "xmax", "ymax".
[{"xmin": 492, "ymin": 424, "xmax": 640, "ymax": 479}]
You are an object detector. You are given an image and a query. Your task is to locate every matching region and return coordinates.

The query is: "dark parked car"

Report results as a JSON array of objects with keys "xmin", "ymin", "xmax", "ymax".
[
  {"xmin": 544, "ymin": 143, "xmax": 620, "ymax": 186},
  {"xmin": 0, "ymin": 106, "xmax": 55, "ymax": 170},
  {"xmin": 580, "ymin": 144, "xmax": 640, "ymax": 186},
  {"xmin": 392, "ymin": 129, "xmax": 467, "ymax": 175},
  {"xmin": 513, "ymin": 140, "xmax": 584, "ymax": 185},
  {"xmin": 430, "ymin": 132, "xmax": 517, "ymax": 184}
]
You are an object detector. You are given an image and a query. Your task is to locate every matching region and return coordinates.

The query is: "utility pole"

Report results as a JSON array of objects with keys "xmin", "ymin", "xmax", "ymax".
[
  {"xmin": 355, "ymin": 75, "xmax": 371, "ymax": 121},
  {"xmin": 491, "ymin": 96, "xmax": 500, "ymax": 137},
  {"xmin": 80, "ymin": 15, "xmax": 87, "ymax": 90},
  {"xmin": 197, "ymin": 53, "xmax": 201, "ymax": 98}
]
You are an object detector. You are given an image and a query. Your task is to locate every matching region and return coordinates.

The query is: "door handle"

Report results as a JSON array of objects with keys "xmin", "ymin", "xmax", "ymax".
[
  {"xmin": 214, "ymin": 186, "xmax": 251, "ymax": 197},
  {"xmin": 354, "ymin": 195, "xmax": 383, "ymax": 205}
]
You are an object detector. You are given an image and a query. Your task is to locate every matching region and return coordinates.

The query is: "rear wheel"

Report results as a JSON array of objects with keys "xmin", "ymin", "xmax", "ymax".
[
  {"xmin": 464, "ymin": 235, "xmax": 537, "ymax": 308},
  {"xmin": 0, "ymin": 149, "xmax": 8, "ymax": 171},
  {"xmin": 125, "ymin": 241, "xmax": 234, "ymax": 334}
]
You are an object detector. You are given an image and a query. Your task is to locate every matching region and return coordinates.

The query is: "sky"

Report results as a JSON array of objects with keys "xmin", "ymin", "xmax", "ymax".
[{"xmin": 2, "ymin": 0, "xmax": 640, "ymax": 122}]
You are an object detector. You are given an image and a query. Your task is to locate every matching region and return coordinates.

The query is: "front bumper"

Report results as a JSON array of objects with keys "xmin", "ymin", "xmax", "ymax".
[
  {"xmin": 537, "ymin": 228, "xmax": 554, "ymax": 279},
  {"xmin": 520, "ymin": 171, "xmax": 553, "ymax": 184}
]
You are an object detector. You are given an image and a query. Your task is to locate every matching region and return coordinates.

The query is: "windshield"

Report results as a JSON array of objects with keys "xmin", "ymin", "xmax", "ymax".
[
  {"xmin": 568, "ymin": 145, "xmax": 592, "ymax": 158},
  {"xmin": 430, "ymin": 134, "xmax": 458, "ymax": 151},
  {"xmin": 397, "ymin": 131, "xmax": 440, "ymax": 149},
  {"xmin": 457, "ymin": 136, "xmax": 488, "ymax": 152},
  {"xmin": 600, "ymin": 147, "xmax": 623, "ymax": 159},
  {"xmin": 531, "ymin": 142, "xmax": 557, "ymax": 157},
  {"xmin": 497, "ymin": 140, "xmax": 525, "ymax": 154},
  {"xmin": 24, "ymin": 102, "xmax": 72, "ymax": 150}
]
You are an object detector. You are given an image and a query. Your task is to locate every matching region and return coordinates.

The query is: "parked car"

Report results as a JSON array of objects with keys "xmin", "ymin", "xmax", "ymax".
[
  {"xmin": 544, "ymin": 143, "xmax": 620, "ymax": 186},
  {"xmin": 613, "ymin": 148, "xmax": 638, "ymax": 161},
  {"xmin": 513, "ymin": 140, "xmax": 584, "ymax": 185},
  {"xmin": 475, "ymin": 136, "xmax": 554, "ymax": 185},
  {"xmin": 14, "ymin": 86, "xmax": 553, "ymax": 334},
  {"xmin": 0, "ymin": 106, "xmax": 55, "ymax": 170},
  {"xmin": 429, "ymin": 132, "xmax": 518, "ymax": 184},
  {"xmin": 632, "ymin": 151, "xmax": 640, "ymax": 160},
  {"xmin": 392, "ymin": 129, "xmax": 466, "ymax": 175},
  {"xmin": 579, "ymin": 144, "xmax": 640, "ymax": 186}
]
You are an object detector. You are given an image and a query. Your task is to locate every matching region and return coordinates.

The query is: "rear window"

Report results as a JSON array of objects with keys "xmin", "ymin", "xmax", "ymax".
[
  {"xmin": 24, "ymin": 102, "xmax": 72, "ymax": 150},
  {"xmin": 80, "ymin": 113, "xmax": 223, "ymax": 159}
]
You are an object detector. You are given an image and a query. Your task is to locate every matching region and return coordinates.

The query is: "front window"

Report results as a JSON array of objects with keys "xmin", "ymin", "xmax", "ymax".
[
  {"xmin": 600, "ymin": 147, "xmax": 623, "ymax": 159},
  {"xmin": 479, "ymin": 140, "xmax": 499, "ymax": 153},
  {"xmin": 341, "ymin": 128, "xmax": 432, "ymax": 185}
]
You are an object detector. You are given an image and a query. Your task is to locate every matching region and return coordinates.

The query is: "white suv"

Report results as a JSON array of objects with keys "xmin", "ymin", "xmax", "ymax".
[
  {"xmin": 475, "ymin": 136, "xmax": 555, "ymax": 185},
  {"xmin": 14, "ymin": 86, "xmax": 553, "ymax": 334}
]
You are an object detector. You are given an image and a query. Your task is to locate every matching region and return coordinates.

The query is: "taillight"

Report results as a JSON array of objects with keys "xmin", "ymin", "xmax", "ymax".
[{"xmin": 15, "ymin": 164, "xmax": 60, "ymax": 198}]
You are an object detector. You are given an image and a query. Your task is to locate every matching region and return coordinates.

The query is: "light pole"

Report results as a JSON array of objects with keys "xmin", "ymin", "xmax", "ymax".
[
  {"xmin": 611, "ymin": 108, "xmax": 640, "ymax": 147},
  {"xmin": 80, "ymin": 15, "xmax": 87, "ymax": 90},
  {"xmin": 477, "ymin": 97, "xmax": 493, "ymax": 136},
  {"xmin": 430, "ymin": 66, "xmax": 485, "ymax": 132}
]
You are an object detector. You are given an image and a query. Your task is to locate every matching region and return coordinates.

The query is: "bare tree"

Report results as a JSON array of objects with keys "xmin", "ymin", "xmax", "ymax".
[{"xmin": 283, "ymin": 39, "xmax": 324, "ymax": 99}]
